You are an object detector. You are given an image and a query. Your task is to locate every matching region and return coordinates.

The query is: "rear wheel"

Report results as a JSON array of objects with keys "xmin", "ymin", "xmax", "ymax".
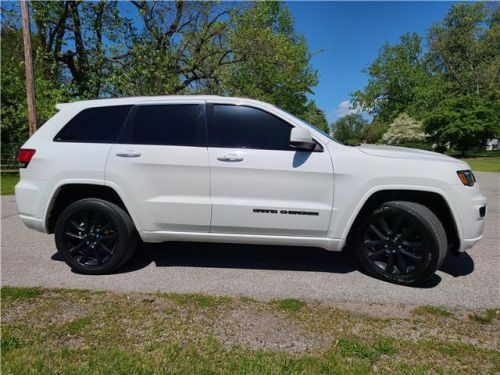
[
  {"xmin": 355, "ymin": 201, "xmax": 447, "ymax": 285},
  {"xmin": 55, "ymin": 198, "xmax": 137, "ymax": 274}
]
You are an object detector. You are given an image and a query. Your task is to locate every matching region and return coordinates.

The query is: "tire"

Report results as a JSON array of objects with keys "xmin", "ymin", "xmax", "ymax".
[
  {"xmin": 55, "ymin": 198, "xmax": 137, "ymax": 275},
  {"xmin": 354, "ymin": 201, "xmax": 447, "ymax": 286}
]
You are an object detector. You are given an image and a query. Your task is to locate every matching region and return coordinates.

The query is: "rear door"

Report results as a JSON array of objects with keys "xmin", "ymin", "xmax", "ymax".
[
  {"xmin": 105, "ymin": 100, "xmax": 211, "ymax": 233},
  {"xmin": 207, "ymin": 103, "xmax": 334, "ymax": 237}
]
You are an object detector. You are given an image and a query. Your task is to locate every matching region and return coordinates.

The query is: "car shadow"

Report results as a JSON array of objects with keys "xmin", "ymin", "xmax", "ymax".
[
  {"xmin": 51, "ymin": 241, "xmax": 474, "ymax": 287},
  {"xmin": 52, "ymin": 241, "xmax": 358, "ymax": 274},
  {"xmin": 439, "ymin": 251, "xmax": 475, "ymax": 277},
  {"xmin": 121, "ymin": 241, "xmax": 359, "ymax": 274}
]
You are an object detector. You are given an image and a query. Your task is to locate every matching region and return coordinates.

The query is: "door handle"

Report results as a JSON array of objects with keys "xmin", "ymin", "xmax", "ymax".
[
  {"xmin": 217, "ymin": 154, "xmax": 244, "ymax": 162},
  {"xmin": 116, "ymin": 151, "xmax": 141, "ymax": 158}
]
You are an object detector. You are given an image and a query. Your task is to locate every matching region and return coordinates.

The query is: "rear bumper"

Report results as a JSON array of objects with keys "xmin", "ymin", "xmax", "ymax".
[
  {"xmin": 15, "ymin": 177, "xmax": 50, "ymax": 233},
  {"xmin": 19, "ymin": 214, "xmax": 46, "ymax": 233}
]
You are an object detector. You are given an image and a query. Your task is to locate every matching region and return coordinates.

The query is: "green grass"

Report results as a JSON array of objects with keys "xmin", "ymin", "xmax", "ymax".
[
  {"xmin": 447, "ymin": 150, "xmax": 500, "ymax": 158},
  {"xmin": 1, "ymin": 173, "xmax": 19, "ymax": 195},
  {"xmin": 463, "ymin": 158, "xmax": 500, "ymax": 173},
  {"xmin": 1, "ymin": 286, "xmax": 43, "ymax": 300},
  {"xmin": 413, "ymin": 305, "xmax": 454, "ymax": 318},
  {"xmin": 272, "ymin": 298, "xmax": 306, "ymax": 312},
  {"xmin": 1, "ymin": 286, "xmax": 499, "ymax": 374},
  {"xmin": 469, "ymin": 309, "xmax": 499, "ymax": 324},
  {"xmin": 167, "ymin": 293, "xmax": 231, "ymax": 307}
]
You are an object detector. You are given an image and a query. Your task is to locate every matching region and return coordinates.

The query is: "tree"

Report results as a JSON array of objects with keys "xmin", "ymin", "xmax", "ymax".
[
  {"xmin": 382, "ymin": 113, "xmax": 425, "ymax": 145},
  {"xmin": 351, "ymin": 3, "xmax": 499, "ymax": 152},
  {"xmin": 222, "ymin": 2, "xmax": 318, "ymax": 115},
  {"xmin": 299, "ymin": 101, "xmax": 329, "ymax": 133},
  {"xmin": 31, "ymin": 0, "xmax": 130, "ymax": 98},
  {"xmin": 1, "ymin": 1, "xmax": 325, "ymax": 152},
  {"xmin": 427, "ymin": 3, "xmax": 499, "ymax": 97},
  {"xmin": 351, "ymin": 33, "xmax": 434, "ymax": 124},
  {"xmin": 1, "ymin": 25, "xmax": 67, "ymax": 157},
  {"xmin": 424, "ymin": 94, "xmax": 500, "ymax": 155},
  {"xmin": 362, "ymin": 121, "xmax": 388, "ymax": 144},
  {"xmin": 332, "ymin": 113, "xmax": 368, "ymax": 145}
]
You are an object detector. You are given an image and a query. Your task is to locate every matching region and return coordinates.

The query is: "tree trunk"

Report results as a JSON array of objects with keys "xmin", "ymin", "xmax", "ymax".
[{"xmin": 21, "ymin": 0, "xmax": 37, "ymax": 137}]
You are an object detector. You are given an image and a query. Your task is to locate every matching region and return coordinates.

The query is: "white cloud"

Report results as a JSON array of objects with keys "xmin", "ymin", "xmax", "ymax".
[{"xmin": 334, "ymin": 100, "xmax": 361, "ymax": 118}]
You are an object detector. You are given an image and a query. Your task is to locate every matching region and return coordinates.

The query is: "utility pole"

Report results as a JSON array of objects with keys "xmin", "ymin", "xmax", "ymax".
[{"xmin": 21, "ymin": 0, "xmax": 37, "ymax": 137}]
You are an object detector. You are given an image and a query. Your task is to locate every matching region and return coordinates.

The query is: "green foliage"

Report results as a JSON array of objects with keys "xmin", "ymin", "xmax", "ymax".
[
  {"xmin": 272, "ymin": 298, "xmax": 306, "ymax": 312},
  {"xmin": 382, "ymin": 113, "xmax": 426, "ymax": 145},
  {"xmin": 1, "ymin": 286, "xmax": 43, "ymax": 300},
  {"xmin": 1, "ymin": 333, "xmax": 23, "ymax": 353},
  {"xmin": 222, "ymin": 2, "xmax": 318, "ymax": 115},
  {"xmin": 469, "ymin": 309, "xmax": 499, "ymax": 324},
  {"xmin": 362, "ymin": 121, "xmax": 388, "ymax": 144},
  {"xmin": 413, "ymin": 305, "xmax": 454, "ymax": 318},
  {"xmin": 168, "ymin": 293, "xmax": 231, "ymax": 308},
  {"xmin": 1, "ymin": 26, "xmax": 67, "ymax": 152},
  {"xmin": 1, "ymin": 1, "xmax": 323, "ymax": 151},
  {"xmin": 1, "ymin": 173, "xmax": 20, "ymax": 195},
  {"xmin": 332, "ymin": 113, "xmax": 368, "ymax": 145},
  {"xmin": 424, "ymin": 94, "xmax": 500, "ymax": 154},
  {"xmin": 352, "ymin": 33, "xmax": 434, "ymax": 124},
  {"xmin": 463, "ymin": 158, "xmax": 500, "ymax": 173},
  {"xmin": 337, "ymin": 338, "xmax": 396, "ymax": 363},
  {"xmin": 352, "ymin": 3, "xmax": 499, "ymax": 152},
  {"xmin": 299, "ymin": 101, "xmax": 329, "ymax": 133}
]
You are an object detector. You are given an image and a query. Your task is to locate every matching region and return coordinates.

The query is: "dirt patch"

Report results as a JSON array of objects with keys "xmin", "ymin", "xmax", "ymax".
[
  {"xmin": 380, "ymin": 319, "xmax": 500, "ymax": 351},
  {"xmin": 38, "ymin": 300, "xmax": 91, "ymax": 324},
  {"xmin": 1, "ymin": 300, "xmax": 38, "ymax": 323},
  {"xmin": 331, "ymin": 302, "xmax": 414, "ymax": 319},
  {"xmin": 214, "ymin": 306, "xmax": 327, "ymax": 353}
]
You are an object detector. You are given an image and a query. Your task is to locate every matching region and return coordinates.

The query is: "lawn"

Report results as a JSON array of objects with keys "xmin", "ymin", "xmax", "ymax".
[
  {"xmin": 463, "ymin": 158, "xmax": 500, "ymax": 173},
  {"xmin": 1, "ymin": 286, "xmax": 498, "ymax": 374},
  {"xmin": 1, "ymin": 173, "xmax": 19, "ymax": 195}
]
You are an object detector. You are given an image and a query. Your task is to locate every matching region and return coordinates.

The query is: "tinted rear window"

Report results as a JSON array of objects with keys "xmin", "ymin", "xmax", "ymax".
[
  {"xmin": 54, "ymin": 105, "xmax": 132, "ymax": 143},
  {"xmin": 121, "ymin": 104, "xmax": 202, "ymax": 146}
]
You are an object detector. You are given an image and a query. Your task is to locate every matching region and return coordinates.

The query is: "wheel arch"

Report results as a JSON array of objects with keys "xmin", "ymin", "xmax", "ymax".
[
  {"xmin": 46, "ymin": 182, "xmax": 141, "ymax": 234},
  {"xmin": 343, "ymin": 188, "xmax": 461, "ymax": 253}
]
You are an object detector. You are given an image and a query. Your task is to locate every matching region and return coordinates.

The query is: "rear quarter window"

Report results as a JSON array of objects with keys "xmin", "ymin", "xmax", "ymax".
[{"xmin": 54, "ymin": 105, "xmax": 132, "ymax": 143}]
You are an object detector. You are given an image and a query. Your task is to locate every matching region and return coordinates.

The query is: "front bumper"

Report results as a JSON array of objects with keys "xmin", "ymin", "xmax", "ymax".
[{"xmin": 450, "ymin": 184, "xmax": 487, "ymax": 253}]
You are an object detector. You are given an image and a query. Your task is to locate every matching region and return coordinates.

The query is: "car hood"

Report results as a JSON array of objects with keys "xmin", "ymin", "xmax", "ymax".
[{"xmin": 357, "ymin": 144, "xmax": 463, "ymax": 164}]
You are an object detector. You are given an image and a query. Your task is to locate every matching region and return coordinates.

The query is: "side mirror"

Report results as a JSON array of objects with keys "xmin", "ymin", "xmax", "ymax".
[{"xmin": 290, "ymin": 127, "xmax": 315, "ymax": 151}]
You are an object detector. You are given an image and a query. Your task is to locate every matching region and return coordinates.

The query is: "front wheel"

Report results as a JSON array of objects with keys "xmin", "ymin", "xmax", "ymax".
[
  {"xmin": 355, "ymin": 201, "xmax": 447, "ymax": 285},
  {"xmin": 55, "ymin": 198, "xmax": 137, "ymax": 275}
]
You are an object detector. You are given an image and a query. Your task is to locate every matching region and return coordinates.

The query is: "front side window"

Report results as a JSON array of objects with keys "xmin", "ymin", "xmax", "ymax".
[
  {"xmin": 54, "ymin": 105, "xmax": 132, "ymax": 143},
  {"xmin": 209, "ymin": 105, "xmax": 294, "ymax": 151},
  {"xmin": 121, "ymin": 104, "xmax": 202, "ymax": 146}
]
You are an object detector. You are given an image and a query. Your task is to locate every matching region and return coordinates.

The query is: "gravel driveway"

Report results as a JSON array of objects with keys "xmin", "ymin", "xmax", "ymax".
[{"xmin": 2, "ymin": 172, "xmax": 499, "ymax": 309}]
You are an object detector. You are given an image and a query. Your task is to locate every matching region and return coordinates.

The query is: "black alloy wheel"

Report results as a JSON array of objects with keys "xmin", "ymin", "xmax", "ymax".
[
  {"xmin": 61, "ymin": 210, "xmax": 118, "ymax": 267},
  {"xmin": 362, "ymin": 215, "xmax": 426, "ymax": 277},
  {"xmin": 355, "ymin": 201, "xmax": 447, "ymax": 285},
  {"xmin": 55, "ymin": 198, "xmax": 137, "ymax": 274}
]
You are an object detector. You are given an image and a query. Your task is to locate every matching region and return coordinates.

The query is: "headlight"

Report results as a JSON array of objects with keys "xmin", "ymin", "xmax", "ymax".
[{"xmin": 457, "ymin": 170, "xmax": 475, "ymax": 186}]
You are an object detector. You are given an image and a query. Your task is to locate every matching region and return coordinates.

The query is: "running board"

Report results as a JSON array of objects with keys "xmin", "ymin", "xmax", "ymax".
[{"xmin": 140, "ymin": 230, "xmax": 342, "ymax": 251}]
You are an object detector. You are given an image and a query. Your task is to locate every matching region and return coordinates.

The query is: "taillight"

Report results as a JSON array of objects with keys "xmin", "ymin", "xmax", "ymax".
[{"xmin": 17, "ymin": 148, "xmax": 36, "ymax": 168}]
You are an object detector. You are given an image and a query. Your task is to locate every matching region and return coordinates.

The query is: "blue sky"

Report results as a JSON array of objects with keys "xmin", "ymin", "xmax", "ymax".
[{"xmin": 286, "ymin": 1, "xmax": 454, "ymax": 123}]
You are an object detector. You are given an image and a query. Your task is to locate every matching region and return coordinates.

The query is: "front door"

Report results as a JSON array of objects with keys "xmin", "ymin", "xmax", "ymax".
[{"xmin": 207, "ymin": 103, "xmax": 334, "ymax": 237}]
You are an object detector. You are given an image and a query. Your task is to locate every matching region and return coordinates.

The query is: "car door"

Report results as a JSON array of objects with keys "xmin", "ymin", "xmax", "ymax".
[
  {"xmin": 207, "ymin": 103, "xmax": 334, "ymax": 237},
  {"xmin": 105, "ymin": 100, "xmax": 211, "ymax": 233}
]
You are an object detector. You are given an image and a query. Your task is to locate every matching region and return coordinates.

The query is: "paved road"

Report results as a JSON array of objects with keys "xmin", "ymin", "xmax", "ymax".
[{"xmin": 2, "ymin": 173, "xmax": 499, "ymax": 308}]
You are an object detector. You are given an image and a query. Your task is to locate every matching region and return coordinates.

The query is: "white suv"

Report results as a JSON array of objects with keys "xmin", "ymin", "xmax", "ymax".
[{"xmin": 15, "ymin": 96, "xmax": 487, "ymax": 285}]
